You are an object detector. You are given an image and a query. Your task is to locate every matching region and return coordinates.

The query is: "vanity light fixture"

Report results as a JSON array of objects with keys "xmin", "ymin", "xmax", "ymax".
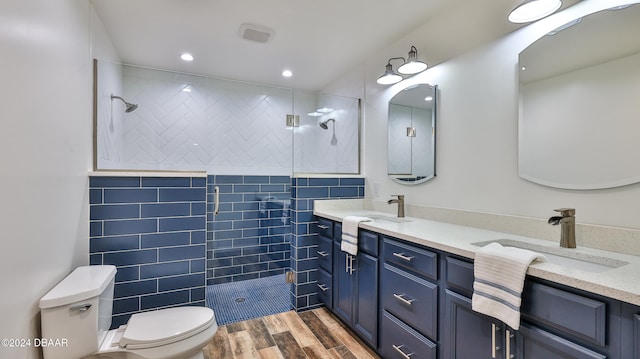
[
  {"xmin": 180, "ymin": 53, "xmax": 194, "ymax": 62},
  {"xmin": 398, "ymin": 46, "xmax": 428, "ymax": 75},
  {"xmin": 377, "ymin": 46, "xmax": 428, "ymax": 85},
  {"xmin": 508, "ymin": 0, "xmax": 562, "ymax": 23}
]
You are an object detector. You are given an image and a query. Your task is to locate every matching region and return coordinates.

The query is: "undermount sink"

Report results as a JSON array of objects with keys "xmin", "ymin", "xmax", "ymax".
[
  {"xmin": 362, "ymin": 214, "xmax": 411, "ymax": 223},
  {"xmin": 472, "ymin": 238, "xmax": 628, "ymax": 273}
]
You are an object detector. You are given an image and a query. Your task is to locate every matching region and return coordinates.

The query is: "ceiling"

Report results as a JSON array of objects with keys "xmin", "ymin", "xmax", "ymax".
[{"xmin": 91, "ymin": 0, "xmax": 581, "ymax": 91}]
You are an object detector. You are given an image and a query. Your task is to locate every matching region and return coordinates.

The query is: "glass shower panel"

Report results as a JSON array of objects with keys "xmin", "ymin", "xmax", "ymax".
[{"xmin": 292, "ymin": 92, "xmax": 360, "ymax": 174}]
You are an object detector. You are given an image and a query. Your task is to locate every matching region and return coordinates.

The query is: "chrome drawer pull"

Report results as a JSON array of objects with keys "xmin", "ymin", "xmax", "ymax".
[
  {"xmin": 392, "ymin": 344, "xmax": 414, "ymax": 359},
  {"xmin": 392, "ymin": 252, "xmax": 414, "ymax": 262},
  {"xmin": 393, "ymin": 293, "xmax": 415, "ymax": 306},
  {"xmin": 317, "ymin": 224, "xmax": 329, "ymax": 229},
  {"xmin": 317, "ymin": 251, "xmax": 329, "ymax": 257},
  {"xmin": 317, "ymin": 284, "xmax": 329, "ymax": 292},
  {"xmin": 70, "ymin": 303, "xmax": 92, "ymax": 312}
]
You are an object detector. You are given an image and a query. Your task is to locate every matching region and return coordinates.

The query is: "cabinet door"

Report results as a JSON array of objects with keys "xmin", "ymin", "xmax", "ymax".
[
  {"xmin": 517, "ymin": 324, "xmax": 606, "ymax": 359},
  {"xmin": 354, "ymin": 252, "xmax": 378, "ymax": 348},
  {"xmin": 442, "ymin": 289, "xmax": 504, "ymax": 359},
  {"xmin": 333, "ymin": 242, "xmax": 354, "ymax": 324}
]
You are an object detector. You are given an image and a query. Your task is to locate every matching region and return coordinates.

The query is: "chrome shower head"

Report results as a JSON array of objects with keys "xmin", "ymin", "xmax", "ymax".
[
  {"xmin": 319, "ymin": 118, "xmax": 335, "ymax": 130},
  {"xmin": 111, "ymin": 94, "xmax": 138, "ymax": 113}
]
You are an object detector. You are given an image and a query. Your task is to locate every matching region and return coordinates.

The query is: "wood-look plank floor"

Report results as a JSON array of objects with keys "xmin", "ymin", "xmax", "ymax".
[{"xmin": 206, "ymin": 307, "xmax": 380, "ymax": 359}]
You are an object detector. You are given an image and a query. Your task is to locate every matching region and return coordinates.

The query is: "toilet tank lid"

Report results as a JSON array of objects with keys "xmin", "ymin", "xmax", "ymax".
[{"xmin": 39, "ymin": 265, "xmax": 117, "ymax": 309}]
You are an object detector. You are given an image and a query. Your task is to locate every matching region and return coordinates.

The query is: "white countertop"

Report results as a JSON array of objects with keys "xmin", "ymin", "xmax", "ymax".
[{"xmin": 314, "ymin": 200, "xmax": 640, "ymax": 306}]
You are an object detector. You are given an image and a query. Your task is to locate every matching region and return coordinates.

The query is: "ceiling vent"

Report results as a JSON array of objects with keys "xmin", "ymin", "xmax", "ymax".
[{"xmin": 239, "ymin": 23, "xmax": 273, "ymax": 44}]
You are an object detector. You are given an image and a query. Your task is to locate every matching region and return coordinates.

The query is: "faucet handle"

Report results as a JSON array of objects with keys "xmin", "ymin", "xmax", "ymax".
[
  {"xmin": 391, "ymin": 194, "xmax": 405, "ymax": 200},
  {"xmin": 554, "ymin": 208, "xmax": 575, "ymax": 217}
]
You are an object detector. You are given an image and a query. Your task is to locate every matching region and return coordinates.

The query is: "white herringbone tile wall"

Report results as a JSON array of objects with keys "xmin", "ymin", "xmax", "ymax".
[{"xmin": 97, "ymin": 65, "xmax": 359, "ymax": 175}]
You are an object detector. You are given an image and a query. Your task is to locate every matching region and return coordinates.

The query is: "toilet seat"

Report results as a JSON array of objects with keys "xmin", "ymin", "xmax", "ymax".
[{"xmin": 119, "ymin": 307, "xmax": 215, "ymax": 350}]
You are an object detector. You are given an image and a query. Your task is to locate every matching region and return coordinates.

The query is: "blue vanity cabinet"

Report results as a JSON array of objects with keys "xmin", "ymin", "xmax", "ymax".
[
  {"xmin": 316, "ymin": 218, "xmax": 334, "ymax": 309},
  {"xmin": 379, "ymin": 236, "xmax": 439, "ymax": 359},
  {"xmin": 332, "ymin": 227, "xmax": 379, "ymax": 349},
  {"xmin": 442, "ymin": 254, "xmax": 618, "ymax": 359}
]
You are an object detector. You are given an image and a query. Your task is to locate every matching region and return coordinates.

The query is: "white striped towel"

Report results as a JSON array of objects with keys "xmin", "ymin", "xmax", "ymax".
[
  {"xmin": 471, "ymin": 242, "xmax": 547, "ymax": 330},
  {"xmin": 340, "ymin": 216, "xmax": 372, "ymax": 255}
]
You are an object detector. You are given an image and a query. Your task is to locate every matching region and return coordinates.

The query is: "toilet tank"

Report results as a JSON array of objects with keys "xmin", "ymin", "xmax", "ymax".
[{"xmin": 39, "ymin": 265, "xmax": 117, "ymax": 359}]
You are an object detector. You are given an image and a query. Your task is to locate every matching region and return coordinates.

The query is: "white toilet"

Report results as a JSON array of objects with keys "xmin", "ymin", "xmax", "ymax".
[{"xmin": 39, "ymin": 265, "xmax": 218, "ymax": 359}]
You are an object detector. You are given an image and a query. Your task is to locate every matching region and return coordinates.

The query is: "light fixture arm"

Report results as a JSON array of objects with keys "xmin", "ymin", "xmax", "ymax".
[{"xmin": 377, "ymin": 46, "xmax": 429, "ymax": 85}]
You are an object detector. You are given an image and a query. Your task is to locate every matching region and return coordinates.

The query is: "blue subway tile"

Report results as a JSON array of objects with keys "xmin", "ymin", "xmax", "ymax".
[
  {"xmin": 270, "ymin": 176, "xmax": 290, "ymax": 184},
  {"xmin": 158, "ymin": 245, "xmax": 205, "ymax": 261},
  {"xmin": 142, "ymin": 177, "xmax": 191, "ymax": 188},
  {"xmin": 141, "ymin": 203, "xmax": 191, "ymax": 218},
  {"xmin": 295, "ymin": 178, "xmax": 308, "ymax": 186},
  {"xmin": 192, "ymin": 177, "xmax": 207, "ymax": 187},
  {"xmin": 159, "ymin": 216, "xmax": 205, "ymax": 232},
  {"xmin": 191, "ymin": 259, "xmax": 205, "ymax": 272},
  {"xmin": 90, "ymin": 189, "xmax": 103, "ymax": 204},
  {"xmin": 219, "ymin": 193, "xmax": 244, "ymax": 203},
  {"xmin": 89, "ymin": 254, "xmax": 102, "ymax": 265},
  {"xmin": 242, "ymin": 245, "xmax": 269, "ymax": 255},
  {"xmin": 232, "ymin": 237, "xmax": 260, "ymax": 248},
  {"xmin": 114, "ymin": 279, "xmax": 157, "ymax": 298},
  {"xmin": 141, "ymin": 290, "xmax": 190, "ymax": 310},
  {"xmin": 112, "ymin": 314, "xmax": 132, "ymax": 329},
  {"xmin": 234, "ymin": 273, "xmax": 260, "ymax": 281},
  {"xmin": 214, "ymin": 175, "xmax": 243, "ymax": 184},
  {"xmin": 141, "ymin": 231, "xmax": 190, "ymax": 248},
  {"xmin": 90, "ymin": 221, "xmax": 103, "ymax": 237},
  {"xmin": 210, "ymin": 239, "xmax": 233, "ymax": 249},
  {"xmin": 115, "ymin": 266, "xmax": 140, "ymax": 282},
  {"xmin": 104, "ymin": 188, "xmax": 157, "ymax": 204},
  {"xmin": 308, "ymin": 178, "xmax": 339, "ymax": 186},
  {"xmin": 296, "ymin": 187, "xmax": 328, "ymax": 199},
  {"xmin": 159, "ymin": 273, "xmax": 205, "ymax": 291},
  {"xmin": 213, "ymin": 212, "xmax": 243, "ymax": 221},
  {"xmin": 243, "ymin": 262, "xmax": 269, "ymax": 273},
  {"xmin": 243, "ymin": 176, "xmax": 269, "ymax": 184},
  {"xmin": 103, "ymin": 219, "xmax": 157, "ymax": 236},
  {"xmin": 91, "ymin": 204, "xmax": 140, "ymax": 220},
  {"xmin": 113, "ymin": 297, "xmax": 139, "ymax": 314},
  {"xmin": 329, "ymin": 186, "xmax": 359, "ymax": 198},
  {"xmin": 140, "ymin": 261, "xmax": 190, "ymax": 279},
  {"xmin": 191, "ymin": 287, "xmax": 206, "ymax": 301},
  {"xmin": 191, "ymin": 202, "xmax": 206, "ymax": 215},
  {"xmin": 90, "ymin": 176, "xmax": 140, "ymax": 188},
  {"xmin": 232, "ymin": 202, "xmax": 258, "ymax": 211},
  {"xmin": 191, "ymin": 231, "xmax": 206, "ymax": 244},
  {"xmin": 208, "ymin": 258, "xmax": 232, "ymax": 268},
  {"xmin": 159, "ymin": 188, "xmax": 206, "ymax": 202},
  {"xmin": 340, "ymin": 177, "xmax": 365, "ymax": 185},
  {"xmin": 90, "ymin": 235, "xmax": 139, "ymax": 253},
  {"xmin": 104, "ymin": 249, "xmax": 157, "ymax": 266}
]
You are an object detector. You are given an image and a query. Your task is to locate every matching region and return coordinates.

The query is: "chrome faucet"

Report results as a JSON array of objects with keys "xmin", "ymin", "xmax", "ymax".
[
  {"xmin": 548, "ymin": 208, "xmax": 576, "ymax": 248},
  {"xmin": 387, "ymin": 195, "xmax": 405, "ymax": 218}
]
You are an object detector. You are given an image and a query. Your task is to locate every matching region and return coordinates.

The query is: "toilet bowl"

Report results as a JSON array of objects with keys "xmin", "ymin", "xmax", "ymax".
[{"xmin": 39, "ymin": 265, "xmax": 217, "ymax": 359}]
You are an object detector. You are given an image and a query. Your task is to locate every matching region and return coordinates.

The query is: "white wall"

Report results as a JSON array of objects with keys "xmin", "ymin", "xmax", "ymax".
[
  {"xmin": 327, "ymin": 0, "xmax": 640, "ymax": 230},
  {"xmin": 0, "ymin": 1, "xmax": 92, "ymax": 358}
]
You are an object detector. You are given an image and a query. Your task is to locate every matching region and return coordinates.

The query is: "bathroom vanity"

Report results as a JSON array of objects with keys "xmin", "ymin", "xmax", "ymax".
[{"xmin": 313, "ymin": 200, "xmax": 640, "ymax": 359}]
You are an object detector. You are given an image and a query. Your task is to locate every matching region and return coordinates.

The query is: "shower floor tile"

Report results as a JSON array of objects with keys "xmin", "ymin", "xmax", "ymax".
[{"xmin": 206, "ymin": 274, "xmax": 292, "ymax": 325}]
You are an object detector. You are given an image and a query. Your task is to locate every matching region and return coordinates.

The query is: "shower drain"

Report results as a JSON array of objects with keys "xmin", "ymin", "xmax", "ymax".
[{"xmin": 234, "ymin": 297, "xmax": 246, "ymax": 303}]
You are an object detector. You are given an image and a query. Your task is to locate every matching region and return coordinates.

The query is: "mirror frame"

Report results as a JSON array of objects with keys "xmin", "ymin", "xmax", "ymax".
[{"xmin": 387, "ymin": 83, "xmax": 437, "ymax": 185}]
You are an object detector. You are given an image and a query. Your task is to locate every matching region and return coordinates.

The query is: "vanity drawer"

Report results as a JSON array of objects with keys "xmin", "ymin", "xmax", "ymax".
[
  {"xmin": 317, "ymin": 217, "xmax": 333, "ymax": 238},
  {"xmin": 445, "ymin": 256, "xmax": 475, "ymax": 297},
  {"xmin": 316, "ymin": 268, "xmax": 332, "ymax": 309},
  {"xmin": 317, "ymin": 235, "xmax": 333, "ymax": 273},
  {"xmin": 383, "ymin": 237, "xmax": 438, "ymax": 280},
  {"xmin": 380, "ymin": 311, "xmax": 437, "ymax": 359},
  {"xmin": 381, "ymin": 263, "xmax": 438, "ymax": 340},
  {"xmin": 521, "ymin": 281, "xmax": 607, "ymax": 347}
]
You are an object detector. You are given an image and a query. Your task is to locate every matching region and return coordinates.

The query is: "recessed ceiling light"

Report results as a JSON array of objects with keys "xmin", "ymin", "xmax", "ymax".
[
  {"xmin": 181, "ymin": 53, "xmax": 194, "ymax": 62},
  {"xmin": 316, "ymin": 107, "xmax": 334, "ymax": 113},
  {"xmin": 424, "ymin": 96, "xmax": 433, "ymax": 102},
  {"xmin": 307, "ymin": 111, "xmax": 323, "ymax": 117},
  {"xmin": 282, "ymin": 70, "xmax": 293, "ymax": 78}
]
